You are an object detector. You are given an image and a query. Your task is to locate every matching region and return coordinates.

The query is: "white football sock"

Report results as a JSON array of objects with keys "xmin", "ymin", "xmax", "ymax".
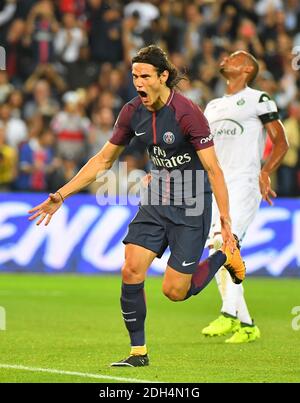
[
  {"xmin": 215, "ymin": 266, "xmax": 239, "ymax": 317},
  {"xmin": 211, "ymin": 235, "xmax": 253, "ymax": 324},
  {"xmin": 236, "ymin": 284, "xmax": 252, "ymax": 325}
]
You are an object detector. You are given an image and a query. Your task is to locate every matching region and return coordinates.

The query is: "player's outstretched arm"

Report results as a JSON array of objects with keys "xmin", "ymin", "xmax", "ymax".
[
  {"xmin": 28, "ymin": 142, "xmax": 124, "ymax": 226},
  {"xmin": 197, "ymin": 147, "xmax": 235, "ymax": 252},
  {"xmin": 260, "ymin": 120, "xmax": 288, "ymax": 205}
]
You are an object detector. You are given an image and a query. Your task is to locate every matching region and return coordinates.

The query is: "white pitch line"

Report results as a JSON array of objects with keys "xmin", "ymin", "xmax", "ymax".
[{"xmin": 0, "ymin": 364, "xmax": 159, "ymax": 383}]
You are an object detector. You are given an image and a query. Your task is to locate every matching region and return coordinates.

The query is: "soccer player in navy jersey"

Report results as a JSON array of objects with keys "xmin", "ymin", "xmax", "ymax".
[{"xmin": 29, "ymin": 45, "xmax": 245, "ymax": 367}]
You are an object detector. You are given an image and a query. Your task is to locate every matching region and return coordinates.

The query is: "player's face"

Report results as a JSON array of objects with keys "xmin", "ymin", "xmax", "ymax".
[
  {"xmin": 132, "ymin": 63, "xmax": 166, "ymax": 109},
  {"xmin": 219, "ymin": 52, "xmax": 247, "ymax": 78}
]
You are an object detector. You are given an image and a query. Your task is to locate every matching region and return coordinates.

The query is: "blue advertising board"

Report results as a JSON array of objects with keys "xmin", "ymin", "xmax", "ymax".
[{"xmin": 0, "ymin": 193, "xmax": 299, "ymax": 276}]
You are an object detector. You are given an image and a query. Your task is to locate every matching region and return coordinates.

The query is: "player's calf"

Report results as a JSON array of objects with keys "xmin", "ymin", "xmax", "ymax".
[{"xmin": 184, "ymin": 251, "xmax": 227, "ymax": 299}]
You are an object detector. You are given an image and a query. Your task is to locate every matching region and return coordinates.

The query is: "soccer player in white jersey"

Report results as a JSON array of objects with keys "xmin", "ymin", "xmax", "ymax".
[{"xmin": 202, "ymin": 51, "xmax": 288, "ymax": 343}]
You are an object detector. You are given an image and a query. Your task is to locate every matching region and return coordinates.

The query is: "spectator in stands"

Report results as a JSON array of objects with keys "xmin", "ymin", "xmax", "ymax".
[
  {"xmin": 0, "ymin": 102, "xmax": 27, "ymax": 149},
  {"xmin": 124, "ymin": 0, "xmax": 160, "ymax": 32},
  {"xmin": 0, "ymin": 123, "xmax": 17, "ymax": 190},
  {"xmin": 15, "ymin": 127, "xmax": 56, "ymax": 191},
  {"xmin": 23, "ymin": 78, "xmax": 59, "ymax": 122},
  {"xmin": 190, "ymin": 37, "xmax": 219, "ymax": 80},
  {"xmin": 7, "ymin": 89, "xmax": 24, "ymax": 119},
  {"xmin": 236, "ymin": 18, "xmax": 264, "ymax": 58},
  {"xmin": 59, "ymin": 0, "xmax": 86, "ymax": 21},
  {"xmin": 255, "ymin": 0, "xmax": 283, "ymax": 16},
  {"xmin": 256, "ymin": 70, "xmax": 278, "ymax": 99},
  {"xmin": 24, "ymin": 63, "xmax": 66, "ymax": 98},
  {"xmin": 183, "ymin": 2, "xmax": 206, "ymax": 65},
  {"xmin": 60, "ymin": 44, "xmax": 99, "ymax": 90},
  {"xmin": 0, "ymin": 0, "xmax": 17, "ymax": 46},
  {"xmin": 283, "ymin": 0, "xmax": 300, "ymax": 35},
  {"xmin": 88, "ymin": 0, "xmax": 123, "ymax": 65},
  {"xmin": 274, "ymin": 35, "xmax": 298, "ymax": 114},
  {"xmin": 122, "ymin": 11, "xmax": 145, "ymax": 67},
  {"xmin": 27, "ymin": 113, "xmax": 45, "ymax": 141},
  {"xmin": 51, "ymin": 90, "xmax": 90, "ymax": 167},
  {"xmin": 54, "ymin": 11, "xmax": 86, "ymax": 87},
  {"xmin": 14, "ymin": 0, "xmax": 35, "ymax": 20},
  {"xmin": 0, "ymin": 70, "xmax": 14, "ymax": 103},
  {"xmin": 23, "ymin": 0, "xmax": 59, "ymax": 70},
  {"xmin": 96, "ymin": 89, "xmax": 122, "ymax": 118},
  {"xmin": 155, "ymin": 0, "xmax": 185, "ymax": 54},
  {"xmin": 5, "ymin": 18, "xmax": 30, "ymax": 83},
  {"xmin": 109, "ymin": 67, "xmax": 132, "ymax": 104},
  {"xmin": 278, "ymin": 101, "xmax": 300, "ymax": 196},
  {"xmin": 88, "ymin": 106, "xmax": 114, "ymax": 158}
]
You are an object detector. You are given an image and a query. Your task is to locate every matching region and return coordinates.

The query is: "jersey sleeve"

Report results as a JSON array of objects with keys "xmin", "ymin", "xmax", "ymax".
[
  {"xmin": 203, "ymin": 101, "xmax": 211, "ymax": 117},
  {"xmin": 180, "ymin": 101, "xmax": 214, "ymax": 150},
  {"xmin": 109, "ymin": 103, "xmax": 135, "ymax": 146},
  {"xmin": 256, "ymin": 92, "xmax": 279, "ymax": 124}
]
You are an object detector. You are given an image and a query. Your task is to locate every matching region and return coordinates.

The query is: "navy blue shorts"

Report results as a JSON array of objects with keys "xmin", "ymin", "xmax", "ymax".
[{"xmin": 123, "ymin": 195, "xmax": 212, "ymax": 274}]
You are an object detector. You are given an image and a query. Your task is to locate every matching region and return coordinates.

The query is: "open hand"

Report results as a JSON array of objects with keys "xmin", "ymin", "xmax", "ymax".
[
  {"xmin": 28, "ymin": 192, "xmax": 63, "ymax": 226},
  {"xmin": 259, "ymin": 171, "xmax": 277, "ymax": 206}
]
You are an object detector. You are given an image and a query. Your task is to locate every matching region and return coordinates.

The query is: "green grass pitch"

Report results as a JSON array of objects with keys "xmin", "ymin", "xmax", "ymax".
[{"xmin": 0, "ymin": 274, "xmax": 299, "ymax": 383}]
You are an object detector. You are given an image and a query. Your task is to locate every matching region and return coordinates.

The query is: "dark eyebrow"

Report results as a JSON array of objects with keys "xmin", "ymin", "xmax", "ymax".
[{"xmin": 132, "ymin": 73, "xmax": 151, "ymax": 78}]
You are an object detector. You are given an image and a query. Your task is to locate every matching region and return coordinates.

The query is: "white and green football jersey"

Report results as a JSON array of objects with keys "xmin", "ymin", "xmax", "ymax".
[{"xmin": 204, "ymin": 86, "xmax": 279, "ymax": 182}]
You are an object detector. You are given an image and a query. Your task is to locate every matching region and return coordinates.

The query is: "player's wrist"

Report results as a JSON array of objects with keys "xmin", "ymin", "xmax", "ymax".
[
  {"xmin": 260, "ymin": 169, "xmax": 270, "ymax": 177},
  {"xmin": 220, "ymin": 216, "xmax": 231, "ymax": 226},
  {"xmin": 56, "ymin": 191, "xmax": 64, "ymax": 203}
]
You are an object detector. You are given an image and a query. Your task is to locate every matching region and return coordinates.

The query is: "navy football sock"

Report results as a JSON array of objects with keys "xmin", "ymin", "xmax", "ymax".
[
  {"xmin": 121, "ymin": 282, "xmax": 146, "ymax": 347},
  {"xmin": 185, "ymin": 251, "xmax": 226, "ymax": 300}
]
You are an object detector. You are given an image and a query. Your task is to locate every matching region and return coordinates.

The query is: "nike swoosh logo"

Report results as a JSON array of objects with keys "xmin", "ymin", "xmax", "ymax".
[
  {"xmin": 135, "ymin": 131, "xmax": 146, "ymax": 136},
  {"xmin": 182, "ymin": 261, "xmax": 196, "ymax": 267}
]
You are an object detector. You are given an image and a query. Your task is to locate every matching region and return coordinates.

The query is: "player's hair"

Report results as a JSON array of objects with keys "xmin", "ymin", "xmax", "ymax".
[
  {"xmin": 246, "ymin": 53, "xmax": 259, "ymax": 84},
  {"xmin": 132, "ymin": 45, "xmax": 183, "ymax": 89}
]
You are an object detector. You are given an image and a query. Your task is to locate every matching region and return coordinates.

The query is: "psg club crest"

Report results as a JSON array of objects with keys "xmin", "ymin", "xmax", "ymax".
[{"xmin": 163, "ymin": 131, "xmax": 175, "ymax": 144}]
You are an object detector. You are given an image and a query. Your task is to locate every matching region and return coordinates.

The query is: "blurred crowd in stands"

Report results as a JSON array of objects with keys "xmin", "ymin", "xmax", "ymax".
[{"xmin": 0, "ymin": 0, "xmax": 299, "ymax": 196}]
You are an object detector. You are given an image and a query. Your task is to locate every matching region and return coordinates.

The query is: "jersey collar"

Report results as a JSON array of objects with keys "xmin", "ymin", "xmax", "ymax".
[{"xmin": 224, "ymin": 86, "xmax": 249, "ymax": 98}]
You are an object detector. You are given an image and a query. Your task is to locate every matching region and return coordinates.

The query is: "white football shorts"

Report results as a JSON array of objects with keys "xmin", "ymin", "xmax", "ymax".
[{"xmin": 207, "ymin": 179, "xmax": 262, "ymax": 247}]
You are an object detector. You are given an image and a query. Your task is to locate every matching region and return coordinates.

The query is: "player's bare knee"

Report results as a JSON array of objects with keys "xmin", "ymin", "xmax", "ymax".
[
  {"xmin": 122, "ymin": 260, "xmax": 142, "ymax": 283},
  {"xmin": 162, "ymin": 284, "xmax": 185, "ymax": 302}
]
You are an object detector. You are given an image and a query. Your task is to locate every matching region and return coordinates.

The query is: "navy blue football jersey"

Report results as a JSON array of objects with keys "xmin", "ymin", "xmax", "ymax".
[{"xmin": 110, "ymin": 91, "xmax": 214, "ymax": 207}]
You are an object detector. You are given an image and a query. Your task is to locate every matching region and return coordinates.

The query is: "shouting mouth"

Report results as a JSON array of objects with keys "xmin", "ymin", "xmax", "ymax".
[{"xmin": 138, "ymin": 90, "xmax": 148, "ymax": 101}]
